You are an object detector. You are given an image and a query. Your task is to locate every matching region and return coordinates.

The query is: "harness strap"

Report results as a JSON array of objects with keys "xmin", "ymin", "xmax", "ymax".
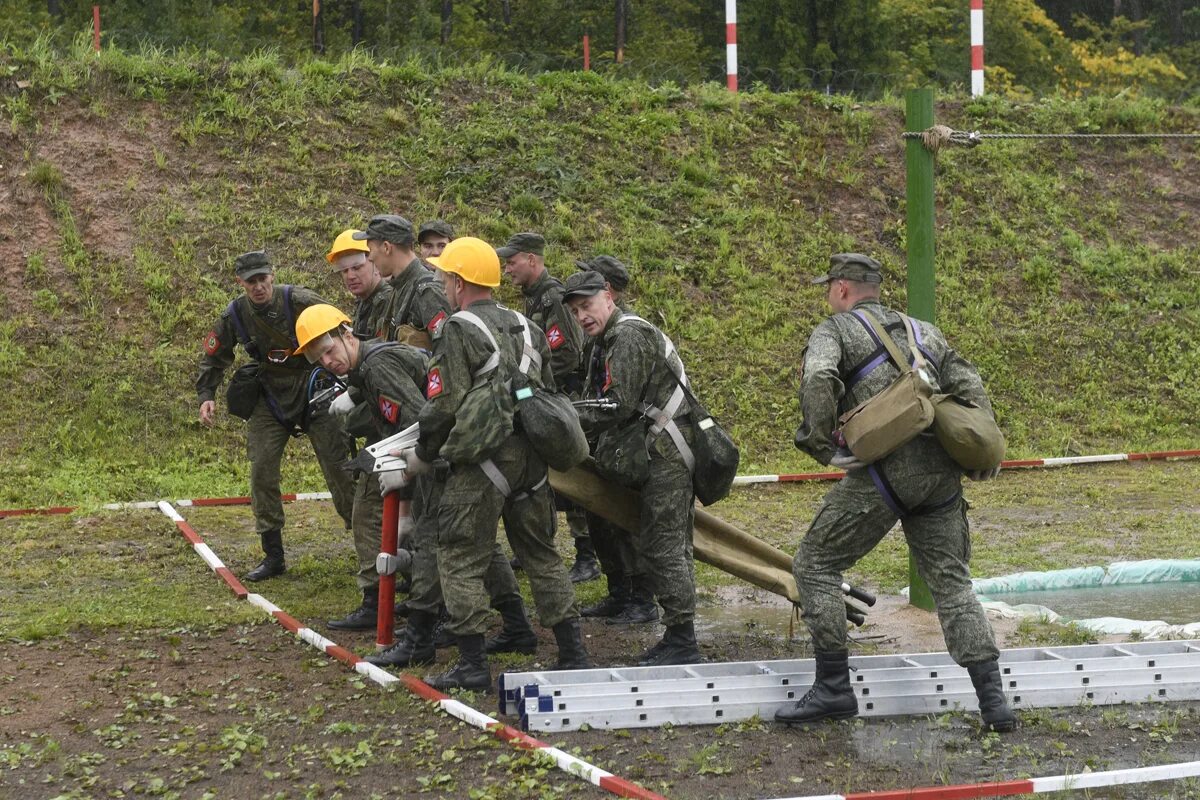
[
  {"xmin": 618, "ymin": 315, "xmax": 696, "ymax": 473},
  {"xmin": 479, "ymin": 459, "xmax": 548, "ymax": 501},
  {"xmin": 451, "ymin": 310, "xmax": 502, "ymax": 381}
]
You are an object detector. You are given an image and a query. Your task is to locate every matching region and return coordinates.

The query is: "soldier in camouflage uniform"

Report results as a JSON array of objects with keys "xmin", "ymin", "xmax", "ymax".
[
  {"xmin": 776, "ymin": 253, "xmax": 1015, "ymax": 733},
  {"xmin": 418, "ymin": 219, "xmax": 455, "ymax": 261},
  {"xmin": 318, "ymin": 231, "xmax": 395, "ymax": 629},
  {"xmin": 564, "ymin": 270, "xmax": 702, "ymax": 667},
  {"xmin": 196, "ymin": 251, "xmax": 355, "ymax": 582},
  {"xmin": 497, "ymin": 232, "xmax": 601, "ymax": 584},
  {"xmin": 394, "ymin": 237, "xmax": 591, "ymax": 691},
  {"xmin": 570, "ymin": 256, "xmax": 659, "ymax": 623},
  {"xmin": 354, "ymin": 215, "xmax": 449, "ymax": 350}
]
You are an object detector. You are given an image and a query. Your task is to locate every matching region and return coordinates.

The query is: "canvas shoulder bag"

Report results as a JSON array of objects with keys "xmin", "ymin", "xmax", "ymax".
[
  {"xmin": 510, "ymin": 315, "xmax": 590, "ymax": 471},
  {"xmin": 836, "ymin": 310, "xmax": 935, "ymax": 464}
]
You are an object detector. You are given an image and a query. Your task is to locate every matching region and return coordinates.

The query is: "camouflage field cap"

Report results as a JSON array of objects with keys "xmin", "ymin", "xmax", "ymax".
[
  {"xmin": 495, "ymin": 232, "xmax": 545, "ymax": 258},
  {"xmin": 418, "ymin": 219, "xmax": 455, "ymax": 242},
  {"xmin": 562, "ymin": 270, "xmax": 607, "ymax": 301},
  {"xmin": 234, "ymin": 250, "xmax": 272, "ymax": 279},
  {"xmin": 584, "ymin": 255, "xmax": 629, "ymax": 291},
  {"xmin": 811, "ymin": 252, "xmax": 884, "ymax": 285},
  {"xmin": 351, "ymin": 214, "xmax": 414, "ymax": 244}
]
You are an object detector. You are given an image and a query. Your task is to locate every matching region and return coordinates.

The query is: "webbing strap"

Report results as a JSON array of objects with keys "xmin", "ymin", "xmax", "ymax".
[
  {"xmin": 851, "ymin": 309, "xmax": 924, "ymax": 374},
  {"xmin": 619, "ymin": 315, "xmax": 696, "ymax": 473},
  {"xmin": 513, "ymin": 315, "xmax": 543, "ymax": 376},
  {"xmin": 479, "ymin": 459, "xmax": 548, "ymax": 501},
  {"xmin": 451, "ymin": 311, "xmax": 502, "ymax": 380}
]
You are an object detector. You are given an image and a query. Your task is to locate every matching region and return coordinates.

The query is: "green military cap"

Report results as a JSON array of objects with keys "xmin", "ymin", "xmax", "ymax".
[
  {"xmin": 812, "ymin": 252, "xmax": 884, "ymax": 285},
  {"xmin": 418, "ymin": 219, "xmax": 455, "ymax": 242},
  {"xmin": 495, "ymin": 232, "xmax": 545, "ymax": 258},
  {"xmin": 562, "ymin": 270, "xmax": 607, "ymax": 301},
  {"xmin": 352, "ymin": 214, "xmax": 414, "ymax": 244},
  {"xmin": 585, "ymin": 255, "xmax": 629, "ymax": 292},
  {"xmin": 234, "ymin": 250, "xmax": 272, "ymax": 279}
]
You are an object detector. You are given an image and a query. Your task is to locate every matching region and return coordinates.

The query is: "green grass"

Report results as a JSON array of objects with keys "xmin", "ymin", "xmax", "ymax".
[{"xmin": 0, "ymin": 43, "xmax": 1197, "ymax": 507}]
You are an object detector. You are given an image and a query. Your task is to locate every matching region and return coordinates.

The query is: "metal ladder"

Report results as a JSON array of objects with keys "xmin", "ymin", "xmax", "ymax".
[{"xmin": 498, "ymin": 640, "xmax": 1200, "ymax": 733}]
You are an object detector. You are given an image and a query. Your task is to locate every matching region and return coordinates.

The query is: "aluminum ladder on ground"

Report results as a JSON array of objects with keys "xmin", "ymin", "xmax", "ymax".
[{"xmin": 497, "ymin": 640, "xmax": 1200, "ymax": 733}]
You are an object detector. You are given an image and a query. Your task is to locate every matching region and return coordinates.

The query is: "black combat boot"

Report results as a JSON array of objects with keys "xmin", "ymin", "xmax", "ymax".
[
  {"xmin": 245, "ymin": 530, "xmax": 286, "ymax": 582},
  {"xmin": 775, "ymin": 650, "xmax": 858, "ymax": 725},
  {"xmin": 551, "ymin": 618, "xmax": 594, "ymax": 670},
  {"xmin": 567, "ymin": 537, "xmax": 601, "ymax": 583},
  {"xmin": 607, "ymin": 575, "xmax": 659, "ymax": 625},
  {"xmin": 327, "ymin": 587, "xmax": 379, "ymax": 631},
  {"xmin": 365, "ymin": 610, "xmax": 437, "ymax": 668},
  {"xmin": 433, "ymin": 607, "xmax": 456, "ymax": 649},
  {"xmin": 637, "ymin": 621, "xmax": 703, "ymax": 667},
  {"xmin": 581, "ymin": 578, "xmax": 632, "ymax": 618},
  {"xmin": 967, "ymin": 660, "xmax": 1018, "ymax": 732},
  {"xmin": 426, "ymin": 634, "xmax": 491, "ymax": 692},
  {"xmin": 484, "ymin": 599, "xmax": 539, "ymax": 655}
]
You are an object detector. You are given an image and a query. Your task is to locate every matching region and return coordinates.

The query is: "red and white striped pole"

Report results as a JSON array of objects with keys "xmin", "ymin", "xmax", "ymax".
[
  {"xmin": 970, "ymin": 0, "xmax": 984, "ymax": 96},
  {"xmin": 725, "ymin": 0, "xmax": 737, "ymax": 92}
]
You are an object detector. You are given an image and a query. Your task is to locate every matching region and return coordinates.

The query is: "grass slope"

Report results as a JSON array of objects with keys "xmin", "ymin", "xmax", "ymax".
[{"xmin": 0, "ymin": 41, "xmax": 1198, "ymax": 506}]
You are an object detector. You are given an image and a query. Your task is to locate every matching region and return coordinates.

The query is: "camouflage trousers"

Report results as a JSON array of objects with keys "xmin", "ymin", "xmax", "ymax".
[
  {"xmin": 436, "ymin": 435, "xmax": 578, "ymax": 636},
  {"xmin": 793, "ymin": 467, "xmax": 999, "ymax": 666},
  {"xmin": 245, "ymin": 398, "xmax": 354, "ymax": 537},
  {"xmin": 638, "ymin": 442, "xmax": 696, "ymax": 627},
  {"xmin": 405, "ymin": 473, "xmax": 521, "ymax": 616},
  {"xmin": 588, "ymin": 512, "xmax": 641, "ymax": 587}
]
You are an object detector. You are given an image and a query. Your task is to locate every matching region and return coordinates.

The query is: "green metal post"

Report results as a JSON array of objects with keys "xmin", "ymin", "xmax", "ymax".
[{"xmin": 905, "ymin": 87, "xmax": 936, "ymax": 611}]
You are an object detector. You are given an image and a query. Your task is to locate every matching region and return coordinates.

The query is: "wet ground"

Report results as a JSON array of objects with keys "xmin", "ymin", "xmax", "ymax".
[{"xmin": 993, "ymin": 582, "xmax": 1200, "ymax": 625}]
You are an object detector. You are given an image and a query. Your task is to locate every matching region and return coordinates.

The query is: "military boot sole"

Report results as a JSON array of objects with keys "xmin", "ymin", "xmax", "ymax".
[
  {"xmin": 605, "ymin": 604, "xmax": 660, "ymax": 625},
  {"xmin": 774, "ymin": 706, "xmax": 859, "ymax": 726},
  {"xmin": 327, "ymin": 609, "xmax": 379, "ymax": 631},
  {"xmin": 426, "ymin": 668, "xmax": 492, "ymax": 692},
  {"xmin": 983, "ymin": 714, "xmax": 1018, "ymax": 733},
  {"xmin": 365, "ymin": 648, "xmax": 436, "ymax": 668},
  {"xmin": 244, "ymin": 562, "xmax": 286, "ymax": 582}
]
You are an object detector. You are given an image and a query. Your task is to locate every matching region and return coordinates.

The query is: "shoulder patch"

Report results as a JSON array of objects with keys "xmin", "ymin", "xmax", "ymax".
[
  {"xmin": 425, "ymin": 367, "xmax": 443, "ymax": 399},
  {"xmin": 378, "ymin": 395, "xmax": 400, "ymax": 425},
  {"xmin": 546, "ymin": 323, "xmax": 565, "ymax": 350},
  {"xmin": 428, "ymin": 310, "xmax": 447, "ymax": 337},
  {"xmin": 602, "ymin": 359, "xmax": 613, "ymax": 393},
  {"xmin": 203, "ymin": 330, "xmax": 220, "ymax": 355}
]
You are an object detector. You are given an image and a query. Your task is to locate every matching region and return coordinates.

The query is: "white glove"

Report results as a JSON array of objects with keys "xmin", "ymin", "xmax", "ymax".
[
  {"xmin": 391, "ymin": 446, "xmax": 433, "ymax": 477},
  {"xmin": 378, "ymin": 468, "xmax": 410, "ymax": 495},
  {"xmin": 396, "ymin": 515, "xmax": 416, "ymax": 551},
  {"xmin": 329, "ymin": 391, "xmax": 355, "ymax": 416},
  {"xmin": 967, "ymin": 465, "xmax": 1002, "ymax": 481},
  {"xmin": 830, "ymin": 451, "xmax": 866, "ymax": 472}
]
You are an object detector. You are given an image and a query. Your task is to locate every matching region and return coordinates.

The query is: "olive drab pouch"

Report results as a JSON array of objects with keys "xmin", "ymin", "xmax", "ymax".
[
  {"xmin": 393, "ymin": 323, "xmax": 433, "ymax": 351},
  {"xmin": 510, "ymin": 315, "xmax": 590, "ymax": 471},
  {"xmin": 594, "ymin": 418, "xmax": 651, "ymax": 488},
  {"xmin": 836, "ymin": 311, "xmax": 935, "ymax": 464},
  {"xmin": 932, "ymin": 393, "xmax": 1006, "ymax": 470},
  {"xmin": 226, "ymin": 362, "xmax": 262, "ymax": 420},
  {"xmin": 437, "ymin": 314, "xmax": 514, "ymax": 465}
]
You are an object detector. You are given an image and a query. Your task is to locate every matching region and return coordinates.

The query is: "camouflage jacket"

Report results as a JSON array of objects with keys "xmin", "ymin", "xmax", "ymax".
[
  {"xmin": 415, "ymin": 300, "xmax": 554, "ymax": 464},
  {"xmin": 576, "ymin": 308, "xmax": 691, "ymax": 437},
  {"xmin": 344, "ymin": 340, "xmax": 429, "ymax": 440},
  {"xmin": 794, "ymin": 299, "xmax": 993, "ymax": 467},
  {"xmin": 383, "ymin": 257, "xmax": 450, "ymax": 348},
  {"xmin": 521, "ymin": 269, "xmax": 584, "ymax": 388},
  {"xmin": 352, "ymin": 279, "xmax": 394, "ymax": 341},
  {"xmin": 195, "ymin": 285, "xmax": 330, "ymax": 422}
]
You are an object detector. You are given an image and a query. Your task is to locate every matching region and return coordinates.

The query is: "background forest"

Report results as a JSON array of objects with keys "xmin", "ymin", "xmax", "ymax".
[{"xmin": 2, "ymin": 0, "xmax": 1198, "ymax": 100}]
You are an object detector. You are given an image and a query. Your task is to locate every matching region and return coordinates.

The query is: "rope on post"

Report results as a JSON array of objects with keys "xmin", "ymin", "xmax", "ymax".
[{"xmin": 904, "ymin": 127, "xmax": 1200, "ymax": 153}]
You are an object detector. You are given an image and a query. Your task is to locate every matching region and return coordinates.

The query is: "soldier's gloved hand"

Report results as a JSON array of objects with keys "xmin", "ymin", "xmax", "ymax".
[
  {"xmin": 967, "ymin": 465, "xmax": 1002, "ymax": 481},
  {"xmin": 378, "ymin": 468, "xmax": 410, "ymax": 495},
  {"xmin": 329, "ymin": 391, "xmax": 355, "ymax": 416},
  {"xmin": 396, "ymin": 515, "xmax": 416, "ymax": 551},
  {"xmin": 391, "ymin": 446, "xmax": 433, "ymax": 477},
  {"xmin": 830, "ymin": 450, "xmax": 866, "ymax": 472}
]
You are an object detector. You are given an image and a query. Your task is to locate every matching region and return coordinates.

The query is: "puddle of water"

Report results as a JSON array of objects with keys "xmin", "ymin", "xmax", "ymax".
[
  {"xmin": 695, "ymin": 602, "xmax": 796, "ymax": 638},
  {"xmin": 990, "ymin": 581, "xmax": 1200, "ymax": 625}
]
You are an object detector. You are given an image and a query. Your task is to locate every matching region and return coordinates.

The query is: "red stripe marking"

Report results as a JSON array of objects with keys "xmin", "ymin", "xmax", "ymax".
[
  {"xmin": 1000, "ymin": 459, "xmax": 1044, "ymax": 468},
  {"xmin": 778, "ymin": 471, "xmax": 846, "ymax": 482},
  {"xmin": 0, "ymin": 507, "xmax": 75, "ymax": 518},
  {"xmin": 190, "ymin": 496, "xmax": 252, "ymax": 506},
  {"xmin": 845, "ymin": 779, "xmax": 1033, "ymax": 800},
  {"xmin": 970, "ymin": 0, "xmax": 983, "ymax": 9},
  {"xmin": 399, "ymin": 673, "xmax": 451, "ymax": 702},
  {"xmin": 272, "ymin": 610, "xmax": 304, "ymax": 633},
  {"xmin": 1129, "ymin": 449, "xmax": 1200, "ymax": 461},
  {"xmin": 215, "ymin": 567, "xmax": 248, "ymax": 598},
  {"xmin": 325, "ymin": 645, "xmax": 361, "ymax": 667},
  {"xmin": 175, "ymin": 521, "xmax": 204, "ymax": 545},
  {"xmin": 725, "ymin": 22, "xmax": 736, "ymax": 44},
  {"xmin": 489, "ymin": 722, "xmax": 546, "ymax": 750},
  {"xmin": 597, "ymin": 775, "xmax": 671, "ymax": 800},
  {"xmin": 971, "ymin": 46, "xmax": 984, "ymax": 70}
]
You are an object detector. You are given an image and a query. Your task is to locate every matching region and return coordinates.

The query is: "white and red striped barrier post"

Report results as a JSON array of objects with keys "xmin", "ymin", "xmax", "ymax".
[
  {"xmin": 970, "ymin": 0, "xmax": 984, "ymax": 96},
  {"xmin": 725, "ymin": 0, "xmax": 737, "ymax": 92}
]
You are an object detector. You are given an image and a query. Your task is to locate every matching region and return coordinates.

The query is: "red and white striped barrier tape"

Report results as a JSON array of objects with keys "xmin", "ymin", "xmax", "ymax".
[
  {"xmin": 768, "ymin": 757, "xmax": 1200, "ymax": 800},
  {"xmin": 155, "ymin": 501, "xmax": 665, "ymax": 800},
  {"xmin": 4, "ymin": 448, "xmax": 1200, "ymax": 518}
]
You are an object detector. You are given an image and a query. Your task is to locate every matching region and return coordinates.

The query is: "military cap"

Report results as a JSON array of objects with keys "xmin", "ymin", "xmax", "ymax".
[
  {"xmin": 585, "ymin": 255, "xmax": 630, "ymax": 292},
  {"xmin": 495, "ymin": 232, "xmax": 545, "ymax": 258},
  {"xmin": 562, "ymin": 270, "xmax": 607, "ymax": 301},
  {"xmin": 418, "ymin": 219, "xmax": 455, "ymax": 242},
  {"xmin": 351, "ymin": 214, "xmax": 414, "ymax": 244},
  {"xmin": 811, "ymin": 252, "xmax": 884, "ymax": 285},
  {"xmin": 234, "ymin": 250, "xmax": 272, "ymax": 279}
]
